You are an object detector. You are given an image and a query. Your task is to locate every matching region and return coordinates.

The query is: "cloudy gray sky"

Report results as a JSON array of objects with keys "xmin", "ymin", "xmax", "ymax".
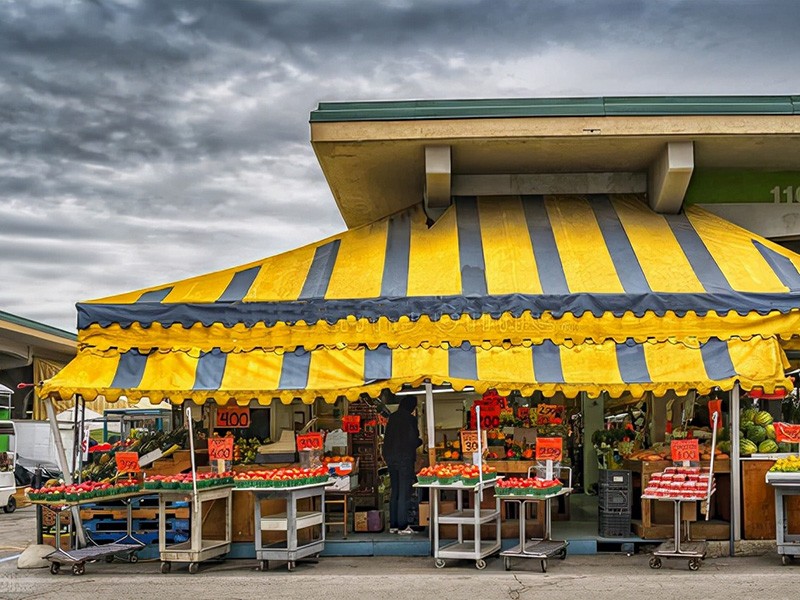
[{"xmin": 1, "ymin": 0, "xmax": 799, "ymax": 333}]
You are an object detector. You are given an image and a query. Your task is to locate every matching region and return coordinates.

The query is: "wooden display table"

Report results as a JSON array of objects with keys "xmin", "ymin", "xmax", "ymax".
[{"xmin": 623, "ymin": 459, "xmax": 730, "ymax": 540}]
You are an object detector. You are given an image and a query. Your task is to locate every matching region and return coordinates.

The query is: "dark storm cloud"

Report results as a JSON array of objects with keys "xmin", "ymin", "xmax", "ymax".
[{"xmin": 1, "ymin": 0, "xmax": 799, "ymax": 330}]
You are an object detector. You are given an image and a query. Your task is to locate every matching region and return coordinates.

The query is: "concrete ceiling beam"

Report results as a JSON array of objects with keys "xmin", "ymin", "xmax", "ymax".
[{"xmin": 648, "ymin": 142, "xmax": 695, "ymax": 213}]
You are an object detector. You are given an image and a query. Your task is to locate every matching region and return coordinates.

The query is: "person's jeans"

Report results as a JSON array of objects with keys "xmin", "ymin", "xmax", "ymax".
[{"xmin": 388, "ymin": 461, "xmax": 416, "ymax": 529}]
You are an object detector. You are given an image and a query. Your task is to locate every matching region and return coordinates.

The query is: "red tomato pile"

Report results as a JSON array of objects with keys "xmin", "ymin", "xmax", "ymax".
[
  {"xmin": 496, "ymin": 476, "xmax": 562, "ymax": 495},
  {"xmin": 234, "ymin": 466, "xmax": 329, "ymax": 488},
  {"xmin": 28, "ymin": 479, "xmax": 141, "ymax": 502}
]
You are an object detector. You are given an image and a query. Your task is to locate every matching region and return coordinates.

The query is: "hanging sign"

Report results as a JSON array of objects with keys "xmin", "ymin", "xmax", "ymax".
[
  {"xmin": 115, "ymin": 451, "xmax": 141, "ymax": 474},
  {"xmin": 775, "ymin": 422, "xmax": 800, "ymax": 444},
  {"xmin": 470, "ymin": 404, "xmax": 501, "ymax": 430},
  {"xmin": 342, "ymin": 415, "xmax": 361, "ymax": 434},
  {"xmin": 517, "ymin": 407, "xmax": 530, "ymax": 421},
  {"xmin": 459, "ymin": 430, "xmax": 488, "ymax": 455},
  {"xmin": 216, "ymin": 406, "xmax": 251, "ymax": 428},
  {"xmin": 536, "ymin": 404, "xmax": 564, "ymax": 425},
  {"xmin": 208, "ymin": 437, "xmax": 234, "ymax": 461},
  {"xmin": 296, "ymin": 432, "xmax": 324, "ymax": 452},
  {"xmin": 535, "ymin": 437, "xmax": 563, "ymax": 461},
  {"xmin": 671, "ymin": 438, "xmax": 700, "ymax": 462}
]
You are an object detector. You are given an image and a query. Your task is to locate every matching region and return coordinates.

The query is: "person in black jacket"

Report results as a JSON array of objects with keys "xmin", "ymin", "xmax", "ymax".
[{"xmin": 383, "ymin": 396, "xmax": 422, "ymax": 534}]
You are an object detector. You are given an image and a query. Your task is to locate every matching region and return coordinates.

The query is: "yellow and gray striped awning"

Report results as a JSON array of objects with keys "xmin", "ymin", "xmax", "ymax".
[
  {"xmin": 41, "ymin": 336, "xmax": 790, "ymax": 404},
  {"xmin": 42, "ymin": 194, "xmax": 800, "ymax": 403}
]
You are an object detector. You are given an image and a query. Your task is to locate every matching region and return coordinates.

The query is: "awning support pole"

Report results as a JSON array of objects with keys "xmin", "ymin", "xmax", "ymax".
[
  {"xmin": 45, "ymin": 396, "xmax": 86, "ymax": 547},
  {"xmin": 425, "ymin": 382, "xmax": 436, "ymax": 466},
  {"xmin": 730, "ymin": 384, "xmax": 742, "ymax": 552}
]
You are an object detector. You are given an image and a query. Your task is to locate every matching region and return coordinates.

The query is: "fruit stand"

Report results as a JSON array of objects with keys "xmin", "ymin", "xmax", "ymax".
[
  {"xmin": 766, "ymin": 454, "xmax": 800, "ymax": 564},
  {"xmin": 496, "ymin": 464, "xmax": 572, "ymax": 573},
  {"xmin": 415, "ymin": 463, "xmax": 502, "ymax": 570}
]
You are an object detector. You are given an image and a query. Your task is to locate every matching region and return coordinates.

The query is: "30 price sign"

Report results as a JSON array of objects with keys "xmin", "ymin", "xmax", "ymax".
[
  {"xmin": 208, "ymin": 437, "xmax": 234, "ymax": 461},
  {"xmin": 342, "ymin": 415, "xmax": 361, "ymax": 434},
  {"xmin": 671, "ymin": 438, "xmax": 700, "ymax": 462},
  {"xmin": 216, "ymin": 406, "xmax": 251, "ymax": 429},
  {"xmin": 775, "ymin": 422, "xmax": 800, "ymax": 444},
  {"xmin": 536, "ymin": 437, "xmax": 563, "ymax": 461},
  {"xmin": 296, "ymin": 432, "xmax": 324, "ymax": 452},
  {"xmin": 115, "ymin": 451, "xmax": 141, "ymax": 474},
  {"xmin": 460, "ymin": 430, "xmax": 488, "ymax": 455}
]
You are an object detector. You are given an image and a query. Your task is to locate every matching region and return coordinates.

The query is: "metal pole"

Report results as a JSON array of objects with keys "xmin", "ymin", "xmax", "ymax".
[
  {"xmin": 425, "ymin": 382, "xmax": 435, "ymax": 466},
  {"xmin": 186, "ymin": 405, "xmax": 199, "ymax": 513},
  {"xmin": 45, "ymin": 397, "xmax": 86, "ymax": 547},
  {"xmin": 730, "ymin": 384, "xmax": 741, "ymax": 551}
]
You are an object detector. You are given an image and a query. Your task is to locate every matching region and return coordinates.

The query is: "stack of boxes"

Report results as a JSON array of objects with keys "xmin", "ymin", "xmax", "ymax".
[{"xmin": 598, "ymin": 469, "xmax": 632, "ymax": 537}]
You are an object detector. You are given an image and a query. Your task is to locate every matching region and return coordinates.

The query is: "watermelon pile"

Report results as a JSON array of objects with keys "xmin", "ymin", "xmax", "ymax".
[{"xmin": 738, "ymin": 408, "xmax": 781, "ymax": 455}]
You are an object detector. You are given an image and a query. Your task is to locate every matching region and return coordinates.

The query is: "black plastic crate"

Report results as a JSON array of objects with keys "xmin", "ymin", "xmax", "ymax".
[
  {"xmin": 598, "ymin": 511, "xmax": 631, "ymax": 537},
  {"xmin": 598, "ymin": 486, "xmax": 632, "ymax": 511},
  {"xmin": 598, "ymin": 469, "xmax": 631, "ymax": 489}
]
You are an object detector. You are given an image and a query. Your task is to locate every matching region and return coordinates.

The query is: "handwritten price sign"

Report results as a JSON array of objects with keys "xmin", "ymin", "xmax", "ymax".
[
  {"xmin": 775, "ymin": 422, "xmax": 800, "ymax": 444},
  {"xmin": 671, "ymin": 438, "xmax": 700, "ymax": 462},
  {"xmin": 536, "ymin": 404, "xmax": 563, "ymax": 425},
  {"xmin": 517, "ymin": 407, "xmax": 530, "ymax": 421},
  {"xmin": 296, "ymin": 432, "xmax": 324, "ymax": 452},
  {"xmin": 460, "ymin": 430, "xmax": 488, "ymax": 455},
  {"xmin": 115, "ymin": 451, "xmax": 141, "ymax": 474},
  {"xmin": 342, "ymin": 415, "xmax": 361, "ymax": 434},
  {"xmin": 216, "ymin": 406, "xmax": 250, "ymax": 428},
  {"xmin": 208, "ymin": 437, "xmax": 234, "ymax": 461},
  {"xmin": 471, "ymin": 404, "xmax": 501, "ymax": 430},
  {"xmin": 535, "ymin": 437, "xmax": 563, "ymax": 461}
]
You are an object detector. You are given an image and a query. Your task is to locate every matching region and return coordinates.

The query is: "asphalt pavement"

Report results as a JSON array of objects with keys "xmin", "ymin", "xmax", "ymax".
[{"xmin": 1, "ymin": 506, "xmax": 797, "ymax": 600}]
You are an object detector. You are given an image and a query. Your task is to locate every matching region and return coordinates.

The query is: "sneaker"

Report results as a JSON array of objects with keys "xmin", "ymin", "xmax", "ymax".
[
  {"xmin": 389, "ymin": 528, "xmax": 399, "ymax": 534},
  {"xmin": 397, "ymin": 526, "xmax": 416, "ymax": 535}
]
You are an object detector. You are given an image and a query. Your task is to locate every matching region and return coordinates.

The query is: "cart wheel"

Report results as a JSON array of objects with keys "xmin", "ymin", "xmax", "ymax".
[
  {"xmin": 781, "ymin": 555, "xmax": 792, "ymax": 566},
  {"xmin": 257, "ymin": 560, "xmax": 268, "ymax": 571},
  {"xmin": 475, "ymin": 559, "xmax": 487, "ymax": 570},
  {"xmin": 160, "ymin": 561, "xmax": 171, "ymax": 574},
  {"xmin": 188, "ymin": 562, "xmax": 199, "ymax": 574},
  {"xmin": 434, "ymin": 558, "xmax": 446, "ymax": 569},
  {"xmin": 287, "ymin": 561, "xmax": 295, "ymax": 571},
  {"xmin": 504, "ymin": 557, "xmax": 510, "ymax": 571},
  {"xmin": 558, "ymin": 548, "xmax": 567, "ymax": 560},
  {"xmin": 49, "ymin": 562, "xmax": 60, "ymax": 575},
  {"xmin": 3, "ymin": 497, "xmax": 16, "ymax": 513},
  {"xmin": 649, "ymin": 557, "xmax": 662, "ymax": 569},
  {"xmin": 72, "ymin": 563, "xmax": 85, "ymax": 576},
  {"xmin": 129, "ymin": 553, "xmax": 139, "ymax": 564},
  {"xmin": 688, "ymin": 558, "xmax": 701, "ymax": 571},
  {"xmin": 540, "ymin": 560, "xmax": 547, "ymax": 573},
  {"xmin": 105, "ymin": 555, "xmax": 115, "ymax": 563}
]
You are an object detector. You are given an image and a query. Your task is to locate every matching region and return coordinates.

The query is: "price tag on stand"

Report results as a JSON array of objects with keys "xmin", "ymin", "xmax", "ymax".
[
  {"xmin": 296, "ymin": 432, "xmax": 324, "ymax": 452},
  {"xmin": 671, "ymin": 438, "xmax": 700, "ymax": 462},
  {"xmin": 775, "ymin": 422, "xmax": 800, "ymax": 444},
  {"xmin": 115, "ymin": 451, "xmax": 141, "ymax": 474},
  {"xmin": 535, "ymin": 437, "xmax": 563, "ymax": 461},
  {"xmin": 342, "ymin": 415, "xmax": 361, "ymax": 434},
  {"xmin": 208, "ymin": 437, "xmax": 234, "ymax": 461},
  {"xmin": 216, "ymin": 406, "xmax": 251, "ymax": 428},
  {"xmin": 460, "ymin": 430, "xmax": 488, "ymax": 456}
]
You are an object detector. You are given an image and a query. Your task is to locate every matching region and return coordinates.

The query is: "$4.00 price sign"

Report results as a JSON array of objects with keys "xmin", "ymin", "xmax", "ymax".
[
  {"xmin": 296, "ymin": 432, "xmax": 324, "ymax": 452},
  {"xmin": 774, "ymin": 422, "xmax": 800, "ymax": 444},
  {"xmin": 535, "ymin": 437, "xmax": 563, "ymax": 461},
  {"xmin": 216, "ymin": 406, "xmax": 251, "ymax": 429},
  {"xmin": 671, "ymin": 438, "xmax": 700, "ymax": 462},
  {"xmin": 459, "ymin": 430, "xmax": 488, "ymax": 455},
  {"xmin": 208, "ymin": 437, "xmax": 234, "ymax": 461},
  {"xmin": 115, "ymin": 451, "xmax": 141, "ymax": 474}
]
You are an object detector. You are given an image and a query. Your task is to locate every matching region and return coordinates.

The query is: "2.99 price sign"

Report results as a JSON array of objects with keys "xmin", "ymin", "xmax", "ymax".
[
  {"xmin": 216, "ymin": 406, "xmax": 251, "ymax": 429},
  {"xmin": 208, "ymin": 437, "xmax": 234, "ymax": 461},
  {"xmin": 115, "ymin": 451, "xmax": 141, "ymax": 474},
  {"xmin": 671, "ymin": 438, "xmax": 700, "ymax": 462}
]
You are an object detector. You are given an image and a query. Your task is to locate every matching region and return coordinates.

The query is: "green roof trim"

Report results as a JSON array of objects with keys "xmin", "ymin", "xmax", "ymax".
[
  {"xmin": 0, "ymin": 309, "xmax": 76, "ymax": 341},
  {"xmin": 311, "ymin": 95, "xmax": 800, "ymax": 122}
]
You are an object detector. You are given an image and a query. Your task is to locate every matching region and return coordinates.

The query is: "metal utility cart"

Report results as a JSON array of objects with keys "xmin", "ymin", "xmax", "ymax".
[
  {"xmin": 157, "ymin": 484, "xmax": 233, "ymax": 574},
  {"xmin": 414, "ymin": 477, "xmax": 502, "ymax": 570},
  {"xmin": 643, "ymin": 493, "xmax": 712, "ymax": 571},
  {"xmin": 237, "ymin": 480, "xmax": 329, "ymax": 572},
  {"xmin": 31, "ymin": 491, "xmax": 146, "ymax": 576},
  {"xmin": 497, "ymin": 466, "xmax": 572, "ymax": 573},
  {"xmin": 765, "ymin": 471, "xmax": 800, "ymax": 565}
]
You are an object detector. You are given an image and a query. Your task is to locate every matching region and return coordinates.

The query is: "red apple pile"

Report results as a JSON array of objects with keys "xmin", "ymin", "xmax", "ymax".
[{"xmin": 234, "ymin": 466, "xmax": 329, "ymax": 488}]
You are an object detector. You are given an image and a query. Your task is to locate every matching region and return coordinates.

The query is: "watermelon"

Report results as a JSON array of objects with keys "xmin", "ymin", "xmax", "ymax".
[
  {"xmin": 758, "ymin": 440, "xmax": 779, "ymax": 454},
  {"xmin": 740, "ymin": 439, "xmax": 758, "ymax": 456},
  {"xmin": 717, "ymin": 440, "xmax": 732, "ymax": 454},
  {"xmin": 719, "ymin": 427, "xmax": 730, "ymax": 442},
  {"xmin": 754, "ymin": 411, "xmax": 774, "ymax": 426},
  {"xmin": 746, "ymin": 425, "xmax": 767, "ymax": 445},
  {"xmin": 741, "ymin": 407, "xmax": 758, "ymax": 423},
  {"xmin": 765, "ymin": 424, "xmax": 776, "ymax": 440},
  {"xmin": 740, "ymin": 419, "xmax": 754, "ymax": 431},
  {"xmin": 778, "ymin": 442, "xmax": 793, "ymax": 453}
]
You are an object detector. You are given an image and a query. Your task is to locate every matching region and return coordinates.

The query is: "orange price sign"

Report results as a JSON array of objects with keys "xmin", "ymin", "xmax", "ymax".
[
  {"xmin": 115, "ymin": 451, "xmax": 141, "ymax": 474},
  {"xmin": 216, "ymin": 406, "xmax": 251, "ymax": 428},
  {"xmin": 535, "ymin": 437, "xmax": 563, "ymax": 461},
  {"xmin": 342, "ymin": 415, "xmax": 361, "ymax": 434},
  {"xmin": 296, "ymin": 432, "xmax": 324, "ymax": 452},
  {"xmin": 208, "ymin": 437, "xmax": 234, "ymax": 461},
  {"xmin": 517, "ymin": 407, "xmax": 530, "ymax": 420},
  {"xmin": 775, "ymin": 422, "xmax": 800, "ymax": 444},
  {"xmin": 671, "ymin": 438, "xmax": 700, "ymax": 462}
]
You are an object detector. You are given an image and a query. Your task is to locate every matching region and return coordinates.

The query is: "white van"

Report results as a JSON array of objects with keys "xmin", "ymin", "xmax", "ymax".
[{"xmin": 0, "ymin": 421, "xmax": 18, "ymax": 513}]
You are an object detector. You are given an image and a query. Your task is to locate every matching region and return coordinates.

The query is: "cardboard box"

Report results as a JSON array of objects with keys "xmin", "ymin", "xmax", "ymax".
[
  {"xmin": 326, "ymin": 474, "xmax": 358, "ymax": 492},
  {"xmin": 418, "ymin": 501, "xmax": 430, "ymax": 526}
]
